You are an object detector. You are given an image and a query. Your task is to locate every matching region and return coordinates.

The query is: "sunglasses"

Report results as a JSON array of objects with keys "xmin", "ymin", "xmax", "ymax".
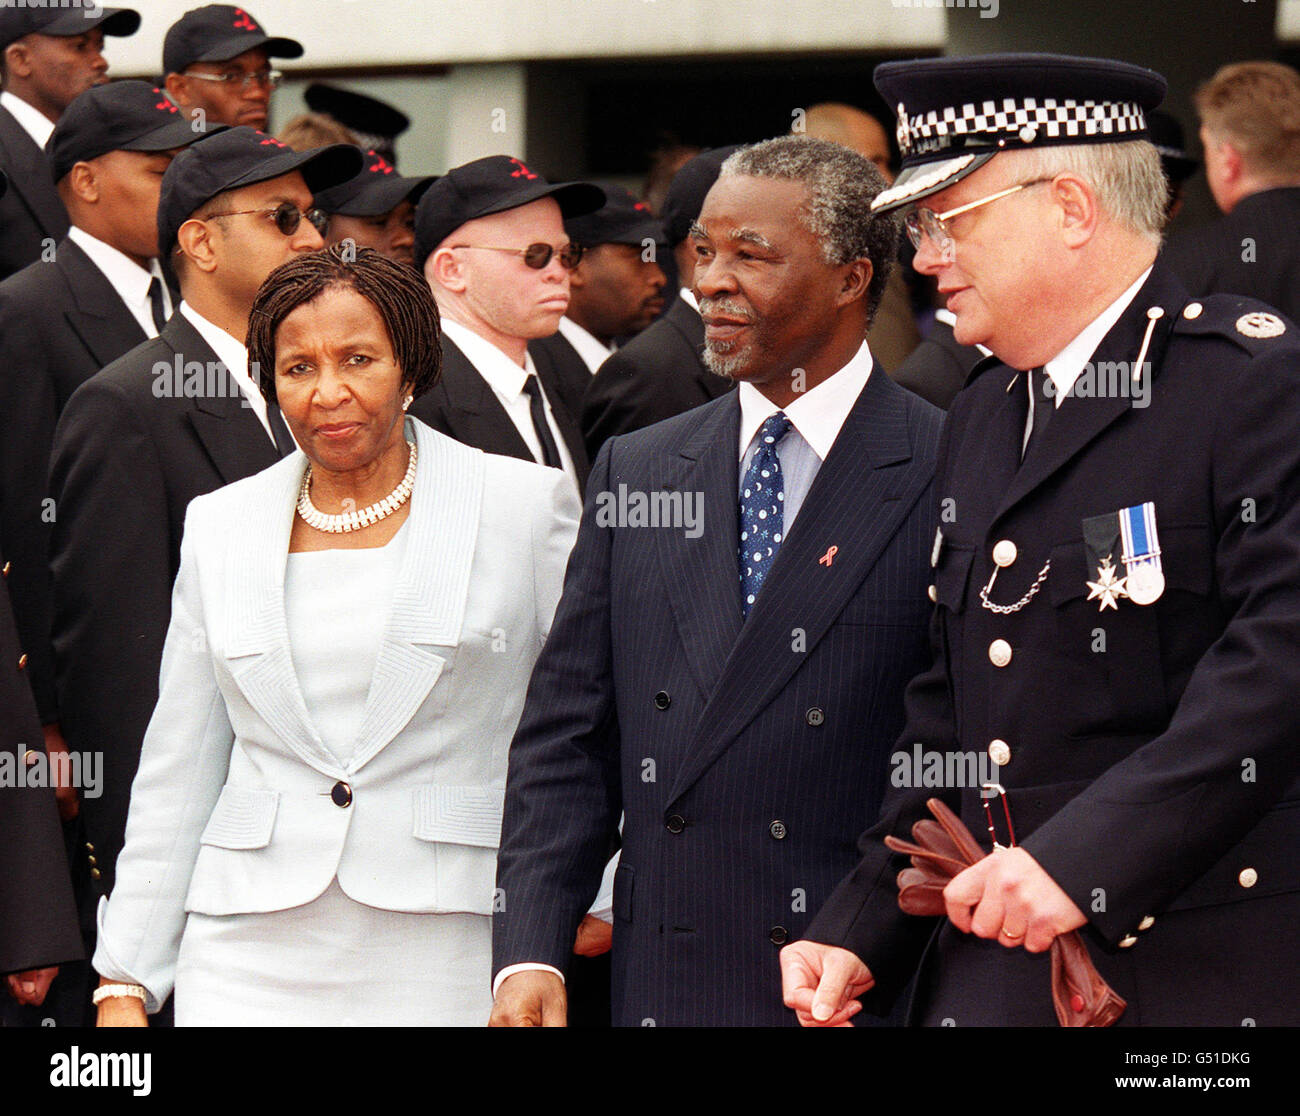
[
  {"xmin": 450, "ymin": 242, "xmax": 584, "ymax": 270},
  {"xmin": 203, "ymin": 201, "xmax": 329, "ymax": 238},
  {"xmin": 184, "ymin": 68, "xmax": 284, "ymax": 92}
]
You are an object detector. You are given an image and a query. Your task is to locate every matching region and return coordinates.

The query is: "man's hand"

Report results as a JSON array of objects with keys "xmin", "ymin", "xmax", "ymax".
[
  {"xmin": 780, "ymin": 940, "xmax": 873, "ymax": 1027},
  {"xmin": 42, "ymin": 723, "xmax": 79, "ymax": 822},
  {"xmin": 488, "ymin": 970, "xmax": 567, "ymax": 1027},
  {"xmin": 944, "ymin": 846, "xmax": 1087, "ymax": 953},
  {"xmin": 573, "ymin": 914, "xmax": 613, "ymax": 957},
  {"xmin": 5, "ymin": 967, "xmax": 58, "ymax": 1006}
]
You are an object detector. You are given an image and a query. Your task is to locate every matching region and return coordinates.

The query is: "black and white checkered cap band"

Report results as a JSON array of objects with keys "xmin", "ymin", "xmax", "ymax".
[{"xmin": 897, "ymin": 97, "xmax": 1147, "ymax": 159}]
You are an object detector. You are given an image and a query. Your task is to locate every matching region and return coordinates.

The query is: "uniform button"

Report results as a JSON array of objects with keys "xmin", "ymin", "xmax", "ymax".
[
  {"xmin": 85, "ymin": 842, "xmax": 95, "ymax": 853},
  {"xmin": 90, "ymin": 868, "xmax": 102, "ymax": 880},
  {"xmin": 1238, "ymin": 867, "xmax": 1258, "ymax": 888},
  {"xmin": 927, "ymin": 584, "xmax": 937, "ymax": 603},
  {"xmin": 769, "ymin": 820, "xmax": 787, "ymax": 840},
  {"xmin": 988, "ymin": 739, "xmax": 1011, "ymax": 766},
  {"xmin": 1118, "ymin": 934, "xmax": 1137, "ymax": 948},
  {"xmin": 1, "ymin": 561, "xmax": 9, "ymax": 578},
  {"xmin": 17, "ymin": 653, "xmax": 28, "ymax": 670},
  {"xmin": 653, "ymin": 690, "xmax": 670, "ymax": 710},
  {"xmin": 988, "ymin": 639, "xmax": 1012, "ymax": 668},
  {"xmin": 992, "ymin": 540, "xmax": 1017, "ymax": 568},
  {"xmin": 330, "ymin": 781, "xmax": 352, "ymax": 808},
  {"xmin": 1137, "ymin": 915, "xmax": 1155, "ymax": 931},
  {"xmin": 87, "ymin": 856, "xmax": 97, "ymax": 867},
  {"xmin": 1183, "ymin": 301, "xmax": 1203, "ymax": 320},
  {"xmin": 805, "ymin": 707, "xmax": 825, "ymax": 727},
  {"xmin": 665, "ymin": 814, "xmax": 685, "ymax": 834},
  {"xmin": 769, "ymin": 926, "xmax": 789, "ymax": 945}
]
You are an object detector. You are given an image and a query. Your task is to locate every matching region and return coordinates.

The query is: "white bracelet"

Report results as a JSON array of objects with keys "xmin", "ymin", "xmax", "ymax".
[{"xmin": 92, "ymin": 983, "xmax": 146, "ymax": 1006}]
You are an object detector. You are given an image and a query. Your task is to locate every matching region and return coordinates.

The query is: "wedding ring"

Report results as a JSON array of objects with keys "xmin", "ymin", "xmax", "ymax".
[{"xmin": 1000, "ymin": 927, "xmax": 1026, "ymax": 941}]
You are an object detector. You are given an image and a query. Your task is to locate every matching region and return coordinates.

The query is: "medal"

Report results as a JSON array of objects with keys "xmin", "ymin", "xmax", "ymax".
[
  {"xmin": 1119, "ymin": 502, "xmax": 1164, "ymax": 605},
  {"xmin": 1081, "ymin": 512, "xmax": 1131, "ymax": 613},
  {"xmin": 1086, "ymin": 555, "xmax": 1128, "ymax": 611}
]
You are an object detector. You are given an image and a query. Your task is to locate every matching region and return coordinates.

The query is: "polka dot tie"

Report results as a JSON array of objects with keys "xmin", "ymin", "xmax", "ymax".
[{"xmin": 739, "ymin": 411, "xmax": 792, "ymax": 618}]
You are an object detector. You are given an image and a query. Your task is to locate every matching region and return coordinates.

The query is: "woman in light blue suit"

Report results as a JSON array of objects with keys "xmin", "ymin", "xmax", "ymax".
[{"xmin": 92, "ymin": 246, "xmax": 580, "ymax": 1026}]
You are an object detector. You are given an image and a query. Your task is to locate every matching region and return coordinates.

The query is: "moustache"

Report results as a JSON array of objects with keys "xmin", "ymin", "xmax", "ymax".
[{"xmin": 699, "ymin": 298, "xmax": 755, "ymax": 323}]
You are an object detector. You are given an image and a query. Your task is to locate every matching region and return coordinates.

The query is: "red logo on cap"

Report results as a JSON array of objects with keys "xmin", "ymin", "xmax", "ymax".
[
  {"xmin": 153, "ymin": 89, "xmax": 179, "ymax": 114},
  {"xmin": 259, "ymin": 135, "xmax": 287, "ymax": 148},
  {"xmin": 232, "ymin": 9, "xmax": 259, "ymax": 32},
  {"xmin": 368, "ymin": 152, "xmax": 395, "ymax": 175},
  {"xmin": 508, "ymin": 157, "xmax": 538, "ymax": 180},
  {"xmin": 633, "ymin": 201, "xmax": 649, "ymax": 212}
]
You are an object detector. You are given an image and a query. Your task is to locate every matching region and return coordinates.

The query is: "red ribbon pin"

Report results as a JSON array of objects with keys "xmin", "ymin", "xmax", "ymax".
[{"xmin": 819, "ymin": 545, "xmax": 838, "ymax": 567}]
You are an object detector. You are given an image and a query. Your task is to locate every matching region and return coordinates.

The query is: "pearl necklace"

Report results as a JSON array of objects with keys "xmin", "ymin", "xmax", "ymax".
[{"xmin": 296, "ymin": 440, "xmax": 417, "ymax": 533}]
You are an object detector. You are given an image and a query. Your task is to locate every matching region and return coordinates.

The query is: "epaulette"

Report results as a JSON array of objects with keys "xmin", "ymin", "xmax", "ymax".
[{"xmin": 1171, "ymin": 295, "xmax": 1300, "ymax": 355}]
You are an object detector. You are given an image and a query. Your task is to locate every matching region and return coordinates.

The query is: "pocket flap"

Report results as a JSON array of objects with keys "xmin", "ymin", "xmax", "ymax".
[
  {"xmin": 199, "ymin": 785, "xmax": 279, "ymax": 850},
  {"xmin": 932, "ymin": 545, "xmax": 975, "ymax": 611},
  {"xmin": 412, "ymin": 785, "xmax": 505, "ymax": 848}
]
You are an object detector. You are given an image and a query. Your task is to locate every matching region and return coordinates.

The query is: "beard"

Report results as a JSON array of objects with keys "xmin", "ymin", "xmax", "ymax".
[{"xmin": 699, "ymin": 297, "xmax": 758, "ymax": 380}]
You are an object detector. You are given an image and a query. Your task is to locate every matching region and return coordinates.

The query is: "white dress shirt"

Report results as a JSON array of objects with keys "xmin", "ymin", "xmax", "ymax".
[
  {"xmin": 679, "ymin": 286, "xmax": 700, "ymax": 314},
  {"xmin": 178, "ymin": 301, "xmax": 276, "ymax": 444},
  {"xmin": 440, "ymin": 318, "xmax": 580, "ymax": 493},
  {"xmin": 67, "ymin": 226, "xmax": 172, "ymax": 340},
  {"xmin": 492, "ymin": 339, "xmax": 875, "ymax": 1001},
  {"xmin": 1, "ymin": 90, "xmax": 54, "ymax": 148},
  {"xmin": 556, "ymin": 316, "xmax": 614, "ymax": 375}
]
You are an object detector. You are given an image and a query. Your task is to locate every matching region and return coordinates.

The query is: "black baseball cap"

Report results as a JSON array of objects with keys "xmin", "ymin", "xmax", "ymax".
[
  {"xmin": 0, "ymin": 3, "xmax": 139, "ymax": 49},
  {"xmin": 871, "ymin": 53, "xmax": 1167, "ymax": 214},
  {"xmin": 163, "ymin": 4, "xmax": 303, "ymax": 74},
  {"xmin": 313, "ymin": 149, "xmax": 434, "ymax": 217},
  {"xmin": 413, "ymin": 155, "xmax": 605, "ymax": 271},
  {"xmin": 157, "ymin": 126, "xmax": 363, "ymax": 255},
  {"xmin": 660, "ymin": 145, "xmax": 742, "ymax": 247},
  {"xmin": 564, "ymin": 182, "xmax": 665, "ymax": 248},
  {"xmin": 48, "ymin": 80, "xmax": 210, "ymax": 182}
]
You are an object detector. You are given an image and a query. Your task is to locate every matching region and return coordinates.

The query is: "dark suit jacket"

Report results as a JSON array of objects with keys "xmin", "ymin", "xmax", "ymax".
[
  {"xmin": 808, "ymin": 264, "xmax": 1300, "ymax": 1025},
  {"xmin": 49, "ymin": 314, "xmax": 282, "ymax": 896},
  {"xmin": 891, "ymin": 317, "xmax": 984, "ymax": 411},
  {"xmin": 0, "ymin": 543, "xmax": 83, "ymax": 975},
  {"xmin": 0, "ymin": 238, "xmax": 150, "ymax": 723},
  {"xmin": 581, "ymin": 294, "xmax": 733, "ymax": 460},
  {"xmin": 529, "ymin": 330, "xmax": 594, "ymax": 428},
  {"xmin": 494, "ymin": 370, "xmax": 942, "ymax": 1026},
  {"xmin": 0, "ymin": 104, "xmax": 69, "ymax": 282},
  {"xmin": 410, "ymin": 335, "xmax": 590, "ymax": 494},
  {"xmin": 1161, "ymin": 186, "xmax": 1300, "ymax": 320}
]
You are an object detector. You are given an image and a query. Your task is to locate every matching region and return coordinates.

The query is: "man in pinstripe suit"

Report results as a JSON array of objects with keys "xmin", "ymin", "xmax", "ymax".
[{"xmin": 491, "ymin": 135, "xmax": 942, "ymax": 1027}]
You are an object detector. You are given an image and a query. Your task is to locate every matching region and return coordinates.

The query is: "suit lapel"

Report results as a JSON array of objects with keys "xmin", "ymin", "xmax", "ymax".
[
  {"xmin": 0, "ymin": 109, "xmax": 68, "ymax": 236},
  {"xmin": 652, "ymin": 396, "xmax": 744, "ymax": 700},
  {"xmin": 534, "ymin": 353, "xmax": 591, "ymax": 490},
  {"xmin": 665, "ymin": 296, "xmax": 731, "ymax": 402},
  {"xmin": 349, "ymin": 420, "xmax": 478, "ymax": 771},
  {"xmin": 161, "ymin": 315, "xmax": 279, "ymax": 484},
  {"xmin": 665, "ymin": 371, "xmax": 927, "ymax": 804},
  {"xmin": 433, "ymin": 338, "xmax": 536, "ymax": 462},
  {"xmin": 56, "ymin": 240, "xmax": 148, "ymax": 374}
]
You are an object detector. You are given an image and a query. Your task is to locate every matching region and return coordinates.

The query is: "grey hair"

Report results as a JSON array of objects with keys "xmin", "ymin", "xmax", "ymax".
[
  {"xmin": 1002, "ymin": 140, "xmax": 1168, "ymax": 243},
  {"xmin": 718, "ymin": 135, "xmax": 900, "ymax": 323}
]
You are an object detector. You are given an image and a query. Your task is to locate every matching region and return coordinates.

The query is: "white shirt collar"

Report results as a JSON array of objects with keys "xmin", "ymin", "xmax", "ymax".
[
  {"xmin": 441, "ymin": 318, "xmax": 532, "ymax": 396},
  {"xmin": 737, "ymin": 341, "xmax": 874, "ymax": 463},
  {"xmin": 556, "ymin": 316, "xmax": 613, "ymax": 374},
  {"xmin": 177, "ymin": 301, "xmax": 274, "ymax": 442},
  {"xmin": 1043, "ymin": 265, "xmax": 1153, "ymax": 406},
  {"xmin": 1, "ymin": 91, "xmax": 54, "ymax": 149},
  {"xmin": 67, "ymin": 225, "xmax": 163, "ymax": 313},
  {"xmin": 678, "ymin": 286, "xmax": 700, "ymax": 314}
]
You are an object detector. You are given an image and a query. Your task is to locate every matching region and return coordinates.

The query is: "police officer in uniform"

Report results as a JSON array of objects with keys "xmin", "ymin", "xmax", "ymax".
[{"xmin": 782, "ymin": 54, "xmax": 1300, "ymax": 1027}]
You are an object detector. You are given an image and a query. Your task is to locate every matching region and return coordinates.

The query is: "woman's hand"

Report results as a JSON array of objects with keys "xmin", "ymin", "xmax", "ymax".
[
  {"xmin": 94, "ymin": 979, "xmax": 148, "ymax": 1027},
  {"xmin": 5, "ymin": 967, "xmax": 58, "ymax": 1006}
]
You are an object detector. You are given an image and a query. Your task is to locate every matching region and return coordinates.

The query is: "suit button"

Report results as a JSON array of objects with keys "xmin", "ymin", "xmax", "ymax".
[
  {"xmin": 665, "ymin": 814, "xmax": 685, "ymax": 834},
  {"xmin": 992, "ymin": 540, "xmax": 1017, "ymax": 568},
  {"xmin": 769, "ymin": 926, "xmax": 789, "ymax": 945},
  {"xmin": 330, "ymin": 781, "xmax": 353, "ymax": 808},
  {"xmin": 23, "ymin": 749, "xmax": 39, "ymax": 766},
  {"xmin": 87, "ymin": 856, "xmax": 97, "ymax": 866},
  {"xmin": 1238, "ymin": 867, "xmax": 1258, "ymax": 888},
  {"xmin": 90, "ymin": 868, "xmax": 102, "ymax": 881},
  {"xmin": 988, "ymin": 739, "xmax": 1011, "ymax": 766},
  {"xmin": 988, "ymin": 639, "xmax": 1012, "ymax": 667},
  {"xmin": 769, "ymin": 820, "xmax": 787, "ymax": 840},
  {"xmin": 1137, "ymin": 915, "xmax": 1155, "ymax": 931},
  {"xmin": 1, "ymin": 561, "xmax": 9, "ymax": 578},
  {"xmin": 85, "ymin": 842, "xmax": 95, "ymax": 853},
  {"xmin": 927, "ymin": 584, "xmax": 937, "ymax": 603},
  {"xmin": 653, "ymin": 690, "xmax": 670, "ymax": 710},
  {"xmin": 1118, "ymin": 934, "xmax": 1137, "ymax": 948},
  {"xmin": 17, "ymin": 653, "xmax": 28, "ymax": 670},
  {"xmin": 805, "ymin": 707, "xmax": 824, "ymax": 727}
]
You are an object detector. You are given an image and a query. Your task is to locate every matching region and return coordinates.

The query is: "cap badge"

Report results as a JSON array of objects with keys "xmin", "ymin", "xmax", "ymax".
[
  {"xmin": 154, "ymin": 92, "xmax": 179, "ymax": 114},
  {"xmin": 259, "ymin": 135, "xmax": 287, "ymax": 148},
  {"xmin": 369, "ymin": 154, "xmax": 395, "ymax": 175},
  {"xmin": 895, "ymin": 102, "xmax": 911, "ymax": 155},
  {"xmin": 232, "ymin": 9, "xmax": 259, "ymax": 32},
  {"xmin": 1235, "ymin": 311, "xmax": 1286, "ymax": 339},
  {"xmin": 508, "ymin": 157, "xmax": 538, "ymax": 180}
]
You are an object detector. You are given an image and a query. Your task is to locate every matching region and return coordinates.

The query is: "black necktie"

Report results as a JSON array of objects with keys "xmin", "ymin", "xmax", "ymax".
[
  {"xmin": 265, "ymin": 399, "xmax": 297, "ymax": 458},
  {"xmin": 147, "ymin": 276, "xmax": 168, "ymax": 333},
  {"xmin": 1022, "ymin": 367, "xmax": 1053, "ymax": 461},
  {"xmin": 522, "ymin": 374, "xmax": 563, "ymax": 469}
]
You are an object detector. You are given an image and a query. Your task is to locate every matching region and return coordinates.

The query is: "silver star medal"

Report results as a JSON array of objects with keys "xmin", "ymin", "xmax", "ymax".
[{"xmin": 1086, "ymin": 555, "xmax": 1129, "ymax": 611}]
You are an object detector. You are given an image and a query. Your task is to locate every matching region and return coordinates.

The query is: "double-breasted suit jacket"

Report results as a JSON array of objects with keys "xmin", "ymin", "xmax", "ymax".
[
  {"xmin": 94, "ymin": 419, "xmax": 580, "ymax": 1011},
  {"xmin": 494, "ymin": 368, "xmax": 942, "ymax": 1026},
  {"xmin": 808, "ymin": 263, "xmax": 1300, "ymax": 1026}
]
